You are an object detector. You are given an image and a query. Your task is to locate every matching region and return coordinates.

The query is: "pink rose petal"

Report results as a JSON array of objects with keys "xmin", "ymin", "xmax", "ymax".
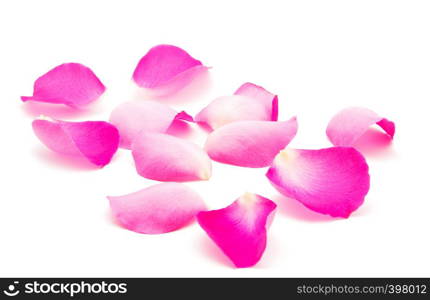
[
  {"xmin": 22, "ymin": 63, "xmax": 105, "ymax": 108},
  {"xmin": 197, "ymin": 193, "xmax": 276, "ymax": 268},
  {"xmin": 195, "ymin": 83, "xmax": 278, "ymax": 131},
  {"xmin": 132, "ymin": 133, "xmax": 212, "ymax": 182},
  {"xmin": 32, "ymin": 117, "xmax": 119, "ymax": 167},
  {"xmin": 234, "ymin": 82, "xmax": 278, "ymax": 121},
  {"xmin": 132, "ymin": 44, "xmax": 208, "ymax": 96},
  {"xmin": 204, "ymin": 117, "xmax": 298, "ymax": 168},
  {"xmin": 326, "ymin": 107, "xmax": 395, "ymax": 147},
  {"xmin": 266, "ymin": 147, "xmax": 370, "ymax": 218},
  {"xmin": 109, "ymin": 101, "xmax": 193, "ymax": 149},
  {"xmin": 108, "ymin": 183, "xmax": 206, "ymax": 234}
]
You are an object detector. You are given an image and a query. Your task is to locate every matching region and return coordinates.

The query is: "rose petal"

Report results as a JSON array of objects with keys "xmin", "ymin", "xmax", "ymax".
[
  {"xmin": 197, "ymin": 193, "xmax": 276, "ymax": 268},
  {"xmin": 234, "ymin": 82, "xmax": 278, "ymax": 121},
  {"xmin": 32, "ymin": 117, "xmax": 119, "ymax": 167},
  {"xmin": 266, "ymin": 147, "xmax": 370, "ymax": 218},
  {"xmin": 108, "ymin": 183, "xmax": 206, "ymax": 234},
  {"xmin": 204, "ymin": 117, "xmax": 298, "ymax": 167},
  {"xmin": 109, "ymin": 101, "xmax": 193, "ymax": 149},
  {"xmin": 132, "ymin": 44, "xmax": 207, "ymax": 96},
  {"xmin": 132, "ymin": 133, "xmax": 212, "ymax": 182},
  {"xmin": 21, "ymin": 63, "xmax": 105, "ymax": 108},
  {"xmin": 195, "ymin": 83, "xmax": 278, "ymax": 131},
  {"xmin": 326, "ymin": 107, "xmax": 395, "ymax": 146}
]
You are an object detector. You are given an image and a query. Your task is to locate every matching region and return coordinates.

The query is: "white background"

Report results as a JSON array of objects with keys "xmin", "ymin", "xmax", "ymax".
[{"xmin": 0, "ymin": 0, "xmax": 429, "ymax": 277}]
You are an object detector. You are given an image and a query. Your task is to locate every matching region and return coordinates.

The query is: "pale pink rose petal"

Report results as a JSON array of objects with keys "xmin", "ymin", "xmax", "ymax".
[
  {"xmin": 266, "ymin": 147, "xmax": 370, "ymax": 218},
  {"xmin": 109, "ymin": 101, "xmax": 193, "ymax": 149},
  {"xmin": 108, "ymin": 183, "xmax": 206, "ymax": 234},
  {"xmin": 21, "ymin": 63, "xmax": 105, "ymax": 108},
  {"xmin": 132, "ymin": 133, "xmax": 212, "ymax": 182},
  {"xmin": 234, "ymin": 82, "xmax": 278, "ymax": 121},
  {"xmin": 204, "ymin": 117, "xmax": 298, "ymax": 168},
  {"xmin": 326, "ymin": 107, "xmax": 395, "ymax": 146},
  {"xmin": 195, "ymin": 83, "xmax": 278, "ymax": 131},
  {"xmin": 197, "ymin": 193, "xmax": 276, "ymax": 268},
  {"xmin": 132, "ymin": 44, "xmax": 208, "ymax": 96},
  {"xmin": 32, "ymin": 117, "xmax": 119, "ymax": 167}
]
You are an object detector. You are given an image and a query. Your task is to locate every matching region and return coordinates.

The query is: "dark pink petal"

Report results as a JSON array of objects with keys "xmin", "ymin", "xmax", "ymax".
[
  {"xmin": 21, "ymin": 63, "xmax": 105, "ymax": 108},
  {"xmin": 326, "ymin": 107, "xmax": 395, "ymax": 146},
  {"xmin": 132, "ymin": 44, "xmax": 208, "ymax": 96},
  {"xmin": 132, "ymin": 133, "xmax": 211, "ymax": 182},
  {"xmin": 204, "ymin": 117, "xmax": 298, "ymax": 167},
  {"xmin": 108, "ymin": 183, "xmax": 206, "ymax": 234},
  {"xmin": 195, "ymin": 82, "xmax": 278, "ymax": 131},
  {"xmin": 32, "ymin": 117, "xmax": 119, "ymax": 167},
  {"xmin": 266, "ymin": 147, "xmax": 370, "ymax": 218},
  {"xmin": 197, "ymin": 193, "xmax": 276, "ymax": 268},
  {"xmin": 109, "ymin": 101, "xmax": 193, "ymax": 149}
]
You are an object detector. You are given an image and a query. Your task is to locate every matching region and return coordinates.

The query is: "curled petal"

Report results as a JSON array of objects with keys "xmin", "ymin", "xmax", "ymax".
[
  {"xmin": 108, "ymin": 183, "xmax": 206, "ymax": 234},
  {"xmin": 132, "ymin": 44, "xmax": 208, "ymax": 96},
  {"xmin": 205, "ymin": 117, "xmax": 298, "ymax": 168},
  {"xmin": 196, "ymin": 83, "xmax": 278, "ymax": 131},
  {"xmin": 32, "ymin": 117, "xmax": 119, "ymax": 167},
  {"xmin": 197, "ymin": 193, "xmax": 276, "ymax": 268},
  {"xmin": 326, "ymin": 107, "xmax": 395, "ymax": 146},
  {"xmin": 234, "ymin": 82, "xmax": 278, "ymax": 121},
  {"xmin": 109, "ymin": 101, "xmax": 192, "ymax": 149},
  {"xmin": 21, "ymin": 63, "xmax": 105, "ymax": 108},
  {"xmin": 266, "ymin": 147, "xmax": 370, "ymax": 218},
  {"xmin": 132, "ymin": 133, "xmax": 212, "ymax": 182}
]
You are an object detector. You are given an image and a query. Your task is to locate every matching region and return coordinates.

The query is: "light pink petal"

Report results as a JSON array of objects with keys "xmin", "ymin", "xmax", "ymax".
[
  {"xmin": 196, "ymin": 83, "xmax": 278, "ymax": 131},
  {"xmin": 21, "ymin": 63, "xmax": 105, "ymax": 108},
  {"xmin": 234, "ymin": 82, "xmax": 278, "ymax": 121},
  {"xmin": 109, "ymin": 101, "xmax": 193, "ymax": 149},
  {"xmin": 32, "ymin": 117, "xmax": 119, "ymax": 167},
  {"xmin": 108, "ymin": 183, "xmax": 206, "ymax": 234},
  {"xmin": 204, "ymin": 117, "xmax": 298, "ymax": 168},
  {"xmin": 132, "ymin": 133, "xmax": 212, "ymax": 182},
  {"xmin": 326, "ymin": 107, "xmax": 395, "ymax": 146},
  {"xmin": 132, "ymin": 44, "xmax": 208, "ymax": 96},
  {"xmin": 197, "ymin": 193, "xmax": 276, "ymax": 268},
  {"xmin": 266, "ymin": 147, "xmax": 370, "ymax": 218}
]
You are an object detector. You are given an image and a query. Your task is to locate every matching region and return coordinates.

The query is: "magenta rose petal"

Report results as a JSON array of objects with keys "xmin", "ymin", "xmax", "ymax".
[
  {"xmin": 108, "ymin": 183, "xmax": 206, "ymax": 234},
  {"xmin": 266, "ymin": 147, "xmax": 370, "ymax": 218},
  {"xmin": 22, "ymin": 63, "xmax": 105, "ymax": 108},
  {"xmin": 204, "ymin": 117, "xmax": 298, "ymax": 168},
  {"xmin": 195, "ymin": 82, "xmax": 278, "ymax": 131},
  {"xmin": 132, "ymin": 133, "xmax": 212, "ymax": 182},
  {"xmin": 132, "ymin": 44, "xmax": 208, "ymax": 96},
  {"xmin": 326, "ymin": 107, "xmax": 395, "ymax": 147},
  {"xmin": 109, "ymin": 101, "xmax": 193, "ymax": 149},
  {"xmin": 32, "ymin": 117, "xmax": 119, "ymax": 167},
  {"xmin": 197, "ymin": 193, "xmax": 277, "ymax": 268}
]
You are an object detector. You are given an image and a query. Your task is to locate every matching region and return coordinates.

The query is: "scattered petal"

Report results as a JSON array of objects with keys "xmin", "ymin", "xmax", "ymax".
[
  {"xmin": 205, "ymin": 117, "xmax": 298, "ymax": 167},
  {"xmin": 132, "ymin": 44, "xmax": 208, "ymax": 96},
  {"xmin": 21, "ymin": 63, "xmax": 105, "ymax": 108},
  {"xmin": 109, "ymin": 101, "xmax": 192, "ymax": 149},
  {"xmin": 234, "ymin": 82, "xmax": 278, "ymax": 121},
  {"xmin": 132, "ymin": 133, "xmax": 212, "ymax": 182},
  {"xmin": 326, "ymin": 107, "xmax": 395, "ymax": 147},
  {"xmin": 266, "ymin": 147, "xmax": 370, "ymax": 218},
  {"xmin": 32, "ymin": 116, "xmax": 119, "ymax": 167},
  {"xmin": 108, "ymin": 183, "xmax": 206, "ymax": 234},
  {"xmin": 197, "ymin": 193, "xmax": 276, "ymax": 268},
  {"xmin": 196, "ymin": 83, "xmax": 278, "ymax": 131}
]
